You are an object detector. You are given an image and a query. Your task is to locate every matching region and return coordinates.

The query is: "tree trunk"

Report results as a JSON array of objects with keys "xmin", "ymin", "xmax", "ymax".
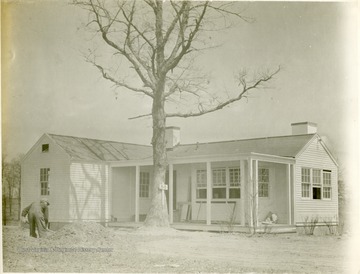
[{"xmin": 144, "ymin": 79, "xmax": 170, "ymax": 227}]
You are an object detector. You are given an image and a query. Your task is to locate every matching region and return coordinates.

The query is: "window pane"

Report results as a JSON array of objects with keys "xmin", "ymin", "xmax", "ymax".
[
  {"xmin": 140, "ymin": 172, "xmax": 150, "ymax": 198},
  {"xmin": 212, "ymin": 188, "xmax": 226, "ymax": 199},
  {"xmin": 229, "ymin": 188, "xmax": 240, "ymax": 198},
  {"xmin": 229, "ymin": 168, "xmax": 240, "ymax": 186},
  {"xmin": 313, "ymin": 187, "xmax": 321, "ymax": 199},
  {"xmin": 40, "ymin": 168, "xmax": 50, "ymax": 196},
  {"xmin": 197, "ymin": 189, "xmax": 207, "ymax": 199},
  {"xmin": 258, "ymin": 168, "xmax": 269, "ymax": 182},
  {"xmin": 313, "ymin": 169, "xmax": 321, "ymax": 186},
  {"xmin": 323, "ymin": 187, "xmax": 331, "ymax": 199},
  {"xmin": 302, "ymin": 183, "xmax": 310, "ymax": 198},
  {"xmin": 196, "ymin": 170, "xmax": 207, "ymax": 187},
  {"xmin": 212, "ymin": 169, "xmax": 226, "ymax": 186},
  {"xmin": 259, "ymin": 183, "xmax": 268, "ymax": 197},
  {"xmin": 301, "ymin": 168, "xmax": 310, "ymax": 183},
  {"xmin": 323, "ymin": 172, "xmax": 331, "ymax": 186}
]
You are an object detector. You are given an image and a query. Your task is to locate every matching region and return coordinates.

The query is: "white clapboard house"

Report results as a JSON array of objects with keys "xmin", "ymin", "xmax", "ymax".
[{"xmin": 21, "ymin": 122, "xmax": 339, "ymax": 231}]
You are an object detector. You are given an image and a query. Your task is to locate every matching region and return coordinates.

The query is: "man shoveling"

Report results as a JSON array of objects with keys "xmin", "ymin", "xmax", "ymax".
[{"xmin": 21, "ymin": 198, "xmax": 52, "ymax": 238}]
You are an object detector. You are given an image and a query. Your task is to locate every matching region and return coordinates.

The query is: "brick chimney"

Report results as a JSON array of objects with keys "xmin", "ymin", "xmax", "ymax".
[
  {"xmin": 165, "ymin": 127, "xmax": 180, "ymax": 149},
  {"xmin": 291, "ymin": 122, "xmax": 317, "ymax": 135}
]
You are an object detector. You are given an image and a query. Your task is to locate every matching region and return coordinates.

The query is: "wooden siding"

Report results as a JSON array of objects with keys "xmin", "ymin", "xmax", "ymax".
[
  {"xmin": 294, "ymin": 138, "xmax": 338, "ymax": 223},
  {"xmin": 69, "ymin": 162, "xmax": 109, "ymax": 221},
  {"xmin": 21, "ymin": 135, "xmax": 71, "ymax": 222}
]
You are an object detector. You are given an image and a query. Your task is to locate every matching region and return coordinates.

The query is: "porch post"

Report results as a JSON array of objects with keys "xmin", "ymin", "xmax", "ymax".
[
  {"xmin": 292, "ymin": 164, "xmax": 296, "ymax": 224},
  {"xmin": 240, "ymin": 160, "xmax": 245, "ymax": 226},
  {"xmin": 248, "ymin": 158, "xmax": 253, "ymax": 227},
  {"xmin": 169, "ymin": 164, "xmax": 174, "ymax": 224},
  {"xmin": 135, "ymin": 166, "xmax": 140, "ymax": 223},
  {"xmin": 206, "ymin": 161, "xmax": 212, "ymax": 225},
  {"xmin": 254, "ymin": 160, "xmax": 259, "ymax": 227},
  {"xmin": 287, "ymin": 164, "xmax": 292, "ymax": 225}
]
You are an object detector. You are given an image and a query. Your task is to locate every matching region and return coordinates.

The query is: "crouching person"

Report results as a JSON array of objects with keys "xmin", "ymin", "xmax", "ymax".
[{"xmin": 21, "ymin": 198, "xmax": 50, "ymax": 238}]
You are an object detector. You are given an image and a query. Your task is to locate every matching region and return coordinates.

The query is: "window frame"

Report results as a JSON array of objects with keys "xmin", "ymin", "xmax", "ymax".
[
  {"xmin": 229, "ymin": 168, "xmax": 241, "ymax": 199},
  {"xmin": 42, "ymin": 144, "xmax": 49, "ymax": 153},
  {"xmin": 212, "ymin": 168, "xmax": 227, "ymax": 199},
  {"xmin": 258, "ymin": 168, "xmax": 270, "ymax": 198},
  {"xmin": 301, "ymin": 167, "xmax": 332, "ymax": 200},
  {"xmin": 139, "ymin": 171, "xmax": 150, "ymax": 198},
  {"xmin": 40, "ymin": 168, "xmax": 50, "ymax": 196},
  {"xmin": 301, "ymin": 168, "xmax": 311, "ymax": 199},
  {"xmin": 196, "ymin": 170, "xmax": 207, "ymax": 199},
  {"xmin": 195, "ymin": 167, "xmax": 241, "ymax": 201},
  {"xmin": 322, "ymin": 170, "xmax": 332, "ymax": 200}
]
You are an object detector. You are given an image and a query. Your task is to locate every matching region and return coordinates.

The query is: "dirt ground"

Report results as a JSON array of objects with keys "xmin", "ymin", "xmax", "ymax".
[{"xmin": 1, "ymin": 222, "xmax": 354, "ymax": 273}]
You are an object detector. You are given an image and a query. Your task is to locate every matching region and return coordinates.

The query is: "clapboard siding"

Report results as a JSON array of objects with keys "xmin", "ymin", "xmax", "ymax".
[
  {"xmin": 21, "ymin": 135, "xmax": 70, "ymax": 222},
  {"xmin": 294, "ymin": 137, "xmax": 338, "ymax": 223},
  {"xmin": 69, "ymin": 162, "xmax": 109, "ymax": 221}
]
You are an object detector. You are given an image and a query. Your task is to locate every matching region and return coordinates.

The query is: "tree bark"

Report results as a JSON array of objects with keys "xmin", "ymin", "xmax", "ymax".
[{"xmin": 144, "ymin": 78, "xmax": 170, "ymax": 227}]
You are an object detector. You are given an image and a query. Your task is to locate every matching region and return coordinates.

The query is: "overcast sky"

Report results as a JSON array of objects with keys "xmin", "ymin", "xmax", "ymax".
[{"xmin": 2, "ymin": 1, "xmax": 358, "ymax": 165}]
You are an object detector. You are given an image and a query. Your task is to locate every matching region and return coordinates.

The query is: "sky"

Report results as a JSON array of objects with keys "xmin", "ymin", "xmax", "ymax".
[{"xmin": 1, "ymin": 1, "xmax": 358, "ymax": 169}]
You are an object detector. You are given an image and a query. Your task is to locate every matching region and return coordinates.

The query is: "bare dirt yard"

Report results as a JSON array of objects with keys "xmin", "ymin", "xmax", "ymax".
[{"xmin": 2, "ymin": 222, "xmax": 354, "ymax": 273}]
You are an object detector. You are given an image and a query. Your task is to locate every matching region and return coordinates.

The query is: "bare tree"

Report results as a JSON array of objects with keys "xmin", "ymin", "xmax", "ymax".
[
  {"xmin": 2, "ymin": 155, "xmax": 22, "ymax": 222},
  {"xmin": 74, "ymin": 0, "xmax": 280, "ymax": 227}
]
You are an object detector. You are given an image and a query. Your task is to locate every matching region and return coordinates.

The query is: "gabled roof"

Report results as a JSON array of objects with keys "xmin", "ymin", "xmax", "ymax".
[
  {"xmin": 168, "ymin": 134, "xmax": 316, "ymax": 159},
  {"xmin": 47, "ymin": 134, "xmax": 153, "ymax": 162},
  {"xmin": 46, "ymin": 133, "xmax": 316, "ymax": 162}
]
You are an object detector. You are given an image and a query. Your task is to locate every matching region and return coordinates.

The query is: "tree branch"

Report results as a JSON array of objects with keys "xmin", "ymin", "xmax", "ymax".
[
  {"xmin": 90, "ymin": 61, "xmax": 154, "ymax": 98},
  {"xmin": 166, "ymin": 67, "xmax": 281, "ymax": 118}
]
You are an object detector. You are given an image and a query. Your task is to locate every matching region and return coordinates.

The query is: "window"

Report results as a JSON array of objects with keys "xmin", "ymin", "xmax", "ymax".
[
  {"xmin": 40, "ymin": 168, "xmax": 50, "ymax": 195},
  {"xmin": 139, "ymin": 172, "xmax": 150, "ymax": 198},
  {"xmin": 323, "ymin": 171, "xmax": 332, "ymax": 199},
  {"xmin": 312, "ymin": 169, "xmax": 321, "ymax": 199},
  {"xmin": 196, "ymin": 170, "xmax": 207, "ymax": 199},
  {"xmin": 301, "ymin": 168, "xmax": 311, "ymax": 198},
  {"xmin": 42, "ymin": 144, "xmax": 49, "ymax": 152},
  {"xmin": 229, "ymin": 168, "xmax": 241, "ymax": 198},
  {"xmin": 302, "ymin": 168, "xmax": 332, "ymax": 200},
  {"xmin": 258, "ymin": 168, "xmax": 269, "ymax": 197},
  {"xmin": 212, "ymin": 169, "xmax": 226, "ymax": 199},
  {"xmin": 196, "ymin": 167, "xmax": 241, "ymax": 200}
]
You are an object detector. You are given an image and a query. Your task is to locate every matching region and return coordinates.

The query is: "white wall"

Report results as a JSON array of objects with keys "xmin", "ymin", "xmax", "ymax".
[
  {"xmin": 294, "ymin": 138, "xmax": 339, "ymax": 223},
  {"xmin": 21, "ymin": 135, "xmax": 71, "ymax": 222},
  {"xmin": 68, "ymin": 162, "xmax": 109, "ymax": 221}
]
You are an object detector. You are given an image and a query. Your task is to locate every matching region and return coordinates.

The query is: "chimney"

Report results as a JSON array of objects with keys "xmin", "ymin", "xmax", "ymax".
[
  {"xmin": 165, "ymin": 127, "xmax": 181, "ymax": 149},
  {"xmin": 291, "ymin": 122, "xmax": 317, "ymax": 135}
]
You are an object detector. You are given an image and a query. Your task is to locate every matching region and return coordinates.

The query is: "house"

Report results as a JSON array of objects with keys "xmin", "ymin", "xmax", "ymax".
[{"xmin": 21, "ymin": 122, "xmax": 339, "ymax": 230}]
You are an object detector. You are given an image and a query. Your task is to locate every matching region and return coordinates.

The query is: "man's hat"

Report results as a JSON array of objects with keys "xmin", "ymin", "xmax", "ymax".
[{"xmin": 40, "ymin": 198, "xmax": 50, "ymax": 205}]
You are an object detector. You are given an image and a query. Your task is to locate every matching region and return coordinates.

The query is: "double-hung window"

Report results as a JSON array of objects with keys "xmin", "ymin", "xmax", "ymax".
[
  {"xmin": 301, "ymin": 168, "xmax": 311, "ymax": 198},
  {"xmin": 196, "ymin": 167, "xmax": 241, "ymax": 200},
  {"xmin": 323, "ymin": 171, "xmax": 332, "ymax": 199},
  {"xmin": 196, "ymin": 170, "xmax": 207, "ymax": 199},
  {"xmin": 139, "ymin": 172, "xmax": 150, "ymax": 198},
  {"xmin": 258, "ymin": 168, "xmax": 269, "ymax": 197},
  {"xmin": 229, "ymin": 168, "xmax": 241, "ymax": 198},
  {"xmin": 40, "ymin": 168, "xmax": 50, "ymax": 195},
  {"xmin": 301, "ymin": 168, "xmax": 332, "ymax": 200},
  {"xmin": 212, "ymin": 168, "xmax": 226, "ymax": 199},
  {"xmin": 312, "ymin": 169, "xmax": 322, "ymax": 199}
]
